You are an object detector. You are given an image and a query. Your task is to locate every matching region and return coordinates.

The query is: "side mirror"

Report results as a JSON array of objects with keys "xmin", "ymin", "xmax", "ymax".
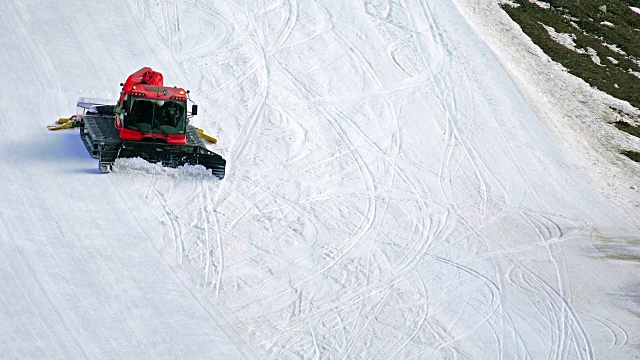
[{"xmin": 191, "ymin": 104, "xmax": 198, "ymax": 116}]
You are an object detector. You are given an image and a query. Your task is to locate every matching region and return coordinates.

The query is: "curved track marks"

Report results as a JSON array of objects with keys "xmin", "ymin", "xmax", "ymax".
[{"xmin": 117, "ymin": 0, "xmax": 637, "ymax": 358}]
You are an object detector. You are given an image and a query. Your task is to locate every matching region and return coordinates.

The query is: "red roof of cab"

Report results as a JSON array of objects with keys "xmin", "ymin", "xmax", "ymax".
[{"xmin": 122, "ymin": 67, "xmax": 187, "ymax": 101}]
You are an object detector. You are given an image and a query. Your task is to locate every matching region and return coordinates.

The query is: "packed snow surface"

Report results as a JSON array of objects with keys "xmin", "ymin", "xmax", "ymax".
[{"xmin": 1, "ymin": 0, "xmax": 639, "ymax": 359}]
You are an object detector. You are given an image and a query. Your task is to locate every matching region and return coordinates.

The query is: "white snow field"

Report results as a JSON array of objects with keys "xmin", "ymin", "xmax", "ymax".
[{"xmin": 1, "ymin": 0, "xmax": 639, "ymax": 359}]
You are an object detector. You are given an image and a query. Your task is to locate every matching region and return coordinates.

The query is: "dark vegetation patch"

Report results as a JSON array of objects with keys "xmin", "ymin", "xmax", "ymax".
[
  {"xmin": 501, "ymin": 0, "xmax": 640, "ymax": 161},
  {"xmin": 621, "ymin": 149, "xmax": 640, "ymax": 162},
  {"xmin": 614, "ymin": 120, "xmax": 640, "ymax": 138}
]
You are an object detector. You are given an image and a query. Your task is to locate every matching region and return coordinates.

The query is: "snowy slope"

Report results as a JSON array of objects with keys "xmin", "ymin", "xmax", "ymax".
[
  {"xmin": 0, "ymin": 1, "xmax": 252, "ymax": 358},
  {"xmin": 1, "ymin": 0, "xmax": 639, "ymax": 359}
]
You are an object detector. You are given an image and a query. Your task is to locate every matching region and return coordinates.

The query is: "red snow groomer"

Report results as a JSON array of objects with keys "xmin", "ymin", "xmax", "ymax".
[{"xmin": 49, "ymin": 67, "xmax": 225, "ymax": 178}]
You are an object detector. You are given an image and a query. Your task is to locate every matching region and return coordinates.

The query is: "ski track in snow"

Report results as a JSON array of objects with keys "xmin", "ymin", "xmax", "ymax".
[
  {"xmin": 2, "ymin": 0, "xmax": 639, "ymax": 358},
  {"xmin": 108, "ymin": 0, "xmax": 640, "ymax": 358}
]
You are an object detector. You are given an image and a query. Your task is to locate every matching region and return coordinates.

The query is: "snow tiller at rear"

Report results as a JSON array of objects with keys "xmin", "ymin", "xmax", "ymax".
[{"xmin": 49, "ymin": 67, "xmax": 226, "ymax": 179}]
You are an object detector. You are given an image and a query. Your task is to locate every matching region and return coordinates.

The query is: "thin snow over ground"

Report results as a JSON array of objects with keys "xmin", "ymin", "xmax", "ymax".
[
  {"xmin": 1, "ymin": 0, "xmax": 639, "ymax": 359},
  {"xmin": 542, "ymin": 24, "xmax": 581, "ymax": 51},
  {"xmin": 541, "ymin": 24, "xmax": 603, "ymax": 65}
]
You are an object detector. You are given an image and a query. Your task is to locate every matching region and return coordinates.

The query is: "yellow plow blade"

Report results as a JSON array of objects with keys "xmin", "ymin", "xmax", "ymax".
[
  {"xmin": 196, "ymin": 128, "xmax": 218, "ymax": 144},
  {"xmin": 47, "ymin": 121, "xmax": 75, "ymax": 130}
]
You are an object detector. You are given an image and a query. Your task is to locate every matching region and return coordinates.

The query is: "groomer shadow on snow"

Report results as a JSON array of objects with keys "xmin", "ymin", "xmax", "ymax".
[{"xmin": 37, "ymin": 128, "xmax": 102, "ymax": 174}]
